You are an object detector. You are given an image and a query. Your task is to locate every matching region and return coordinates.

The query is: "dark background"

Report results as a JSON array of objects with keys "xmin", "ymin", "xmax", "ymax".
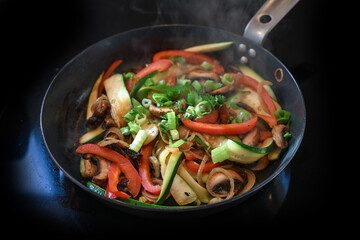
[{"xmin": 0, "ymin": 0, "xmax": 334, "ymax": 235}]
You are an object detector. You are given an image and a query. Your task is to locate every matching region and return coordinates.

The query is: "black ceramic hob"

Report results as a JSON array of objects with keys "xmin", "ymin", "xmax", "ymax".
[{"xmin": 0, "ymin": 0, "xmax": 333, "ymax": 235}]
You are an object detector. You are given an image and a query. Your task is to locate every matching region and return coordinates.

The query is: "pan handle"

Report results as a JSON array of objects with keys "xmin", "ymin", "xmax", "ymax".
[{"xmin": 243, "ymin": 0, "xmax": 299, "ymax": 45}]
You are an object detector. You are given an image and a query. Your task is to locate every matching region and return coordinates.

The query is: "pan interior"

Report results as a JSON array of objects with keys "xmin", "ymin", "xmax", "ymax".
[{"xmin": 41, "ymin": 25, "xmax": 305, "ymax": 213}]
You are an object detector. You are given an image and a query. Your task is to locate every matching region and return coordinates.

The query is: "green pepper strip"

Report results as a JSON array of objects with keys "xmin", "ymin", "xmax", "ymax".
[{"xmin": 86, "ymin": 182, "xmax": 194, "ymax": 209}]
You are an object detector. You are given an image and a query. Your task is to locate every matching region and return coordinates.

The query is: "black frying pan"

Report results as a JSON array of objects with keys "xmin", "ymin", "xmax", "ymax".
[{"xmin": 40, "ymin": 0, "xmax": 305, "ymax": 217}]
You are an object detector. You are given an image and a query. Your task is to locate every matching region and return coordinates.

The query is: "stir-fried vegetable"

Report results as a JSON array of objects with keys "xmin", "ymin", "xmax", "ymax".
[{"xmin": 76, "ymin": 42, "xmax": 292, "ymax": 207}]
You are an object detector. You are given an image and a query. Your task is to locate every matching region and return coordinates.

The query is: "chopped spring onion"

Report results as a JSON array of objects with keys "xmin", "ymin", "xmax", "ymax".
[
  {"xmin": 194, "ymin": 101, "xmax": 212, "ymax": 118},
  {"xmin": 120, "ymin": 126, "xmax": 130, "ymax": 136},
  {"xmin": 129, "ymin": 129, "xmax": 149, "ymax": 152},
  {"xmin": 183, "ymin": 106, "xmax": 196, "ymax": 119},
  {"xmin": 204, "ymin": 80, "xmax": 222, "ymax": 91},
  {"xmin": 141, "ymin": 98, "xmax": 151, "ymax": 108},
  {"xmin": 191, "ymin": 80, "xmax": 204, "ymax": 93},
  {"xmin": 283, "ymin": 132, "xmax": 292, "ymax": 139},
  {"xmin": 211, "ymin": 144, "xmax": 230, "ymax": 163},
  {"xmin": 170, "ymin": 129, "xmax": 179, "ymax": 140},
  {"xmin": 128, "ymin": 122, "xmax": 141, "ymax": 134},
  {"xmin": 153, "ymin": 93, "xmax": 173, "ymax": 107},
  {"xmin": 124, "ymin": 111, "xmax": 136, "ymax": 122},
  {"xmin": 169, "ymin": 56, "xmax": 186, "ymax": 65},
  {"xmin": 221, "ymin": 73, "xmax": 234, "ymax": 85},
  {"xmin": 187, "ymin": 91, "xmax": 200, "ymax": 106},
  {"xmin": 144, "ymin": 78, "xmax": 155, "ymax": 87},
  {"xmin": 177, "ymin": 79, "xmax": 191, "ymax": 86},
  {"xmin": 135, "ymin": 114, "xmax": 146, "ymax": 125},
  {"xmin": 135, "ymin": 105, "xmax": 149, "ymax": 115},
  {"xmin": 201, "ymin": 61, "xmax": 214, "ymax": 70},
  {"xmin": 167, "ymin": 111, "xmax": 177, "ymax": 130},
  {"xmin": 169, "ymin": 139, "xmax": 185, "ymax": 148},
  {"xmin": 124, "ymin": 72, "xmax": 135, "ymax": 81}
]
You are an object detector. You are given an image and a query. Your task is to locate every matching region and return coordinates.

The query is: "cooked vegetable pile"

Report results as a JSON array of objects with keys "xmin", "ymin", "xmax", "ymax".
[{"xmin": 76, "ymin": 42, "xmax": 291, "ymax": 207}]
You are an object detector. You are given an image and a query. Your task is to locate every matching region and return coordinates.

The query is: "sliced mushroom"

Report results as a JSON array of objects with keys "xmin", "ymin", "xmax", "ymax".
[
  {"xmin": 206, "ymin": 168, "xmax": 244, "ymax": 198},
  {"xmin": 210, "ymin": 84, "xmax": 234, "ymax": 95},
  {"xmin": 183, "ymin": 64, "xmax": 203, "ymax": 73},
  {"xmin": 149, "ymin": 104, "xmax": 172, "ymax": 117},
  {"xmin": 272, "ymin": 124, "xmax": 290, "ymax": 149},
  {"xmin": 85, "ymin": 95, "xmax": 111, "ymax": 129},
  {"xmin": 187, "ymin": 70, "xmax": 220, "ymax": 82},
  {"xmin": 80, "ymin": 155, "xmax": 98, "ymax": 178},
  {"xmin": 148, "ymin": 99, "xmax": 186, "ymax": 118},
  {"xmin": 242, "ymin": 127, "xmax": 260, "ymax": 147},
  {"xmin": 91, "ymin": 95, "xmax": 111, "ymax": 117},
  {"xmin": 91, "ymin": 156, "xmax": 111, "ymax": 187}
]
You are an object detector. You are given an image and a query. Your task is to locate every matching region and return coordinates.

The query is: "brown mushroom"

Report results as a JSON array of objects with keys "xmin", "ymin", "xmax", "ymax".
[
  {"xmin": 148, "ymin": 104, "xmax": 172, "ymax": 117},
  {"xmin": 91, "ymin": 156, "xmax": 111, "ymax": 187},
  {"xmin": 210, "ymin": 84, "xmax": 235, "ymax": 95},
  {"xmin": 187, "ymin": 70, "xmax": 220, "ymax": 82},
  {"xmin": 80, "ymin": 155, "xmax": 98, "ymax": 178},
  {"xmin": 148, "ymin": 99, "xmax": 186, "ymax": 118},
  {"xmin": 85, "ymin": 95, "xmax": 111, "ymax": 129},
  {"xmin": 272, "ymin": 124, "xmax": 290, "ymax": 149},
  {"xmin": 206, "ymin": 168, "xmax": 244, "ymax": 198}
]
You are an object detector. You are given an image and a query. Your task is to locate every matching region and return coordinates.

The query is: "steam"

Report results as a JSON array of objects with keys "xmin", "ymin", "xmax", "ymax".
[{"xmin": 129, "ymin": 0, "xmax": 264, "ymax": 35}]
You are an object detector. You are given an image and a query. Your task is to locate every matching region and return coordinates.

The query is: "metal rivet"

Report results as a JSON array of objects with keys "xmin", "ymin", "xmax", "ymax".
[
  {"xmin": 240, "ymin": 56, "xmax": 248, "ymax": 64},
  {"xmin": 249, "ymin": 48, "xmax": 256, "ymax": 58},
  {"xmin": 238, "ymin": 43, "xmax": 247, "ymax": 53}
]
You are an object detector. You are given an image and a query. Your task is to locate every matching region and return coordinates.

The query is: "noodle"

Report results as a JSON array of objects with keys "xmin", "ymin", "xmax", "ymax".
[
  {"xmin": 274, "ymin": 68, "xmax": 284, "ymax": 82},
  {"xmin": 197, "ymin": 155, "xmax": 208, "ymax": 187}
]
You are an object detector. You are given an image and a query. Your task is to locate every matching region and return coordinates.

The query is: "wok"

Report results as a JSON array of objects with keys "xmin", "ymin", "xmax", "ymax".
[{"xmin": 40, "ymin": 0, "xmax": 305, "ymax": 217}]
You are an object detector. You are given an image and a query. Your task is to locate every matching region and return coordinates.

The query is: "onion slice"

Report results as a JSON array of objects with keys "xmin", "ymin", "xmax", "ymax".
[
  {"xmin": 257, "ymin": 80, "xmax": 273, "ymax": 115},
  {"xmin": 207, "ymin": 167, "xmax": 235, "ymax": 200},
  {"xmin": 197, "ymin": 155, "xmax": 208, "ymax": 187}
]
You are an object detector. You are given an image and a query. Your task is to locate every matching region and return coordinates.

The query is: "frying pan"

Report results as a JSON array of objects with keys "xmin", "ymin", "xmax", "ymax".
[{"xmin": 40, "ymin": 0, "xmax": 305, "ymax": 217}]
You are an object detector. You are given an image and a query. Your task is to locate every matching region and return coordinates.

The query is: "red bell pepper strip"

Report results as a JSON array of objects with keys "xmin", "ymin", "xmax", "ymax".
[
  {"xmin": 97, "ymin": 59, "xmax": 123, "ymax": 98},
  {"xmin": 219, "ymin": 106, "xmax": 237, "ymax": 124},
  {"xmin": 257, "ymin": 114, "xmax": 277, "ymax": 128},
  {"xmin": 126, "ymin": 59, "xmax": 173, "ymax": 92},
  {"xmin": 76, "ymin": 144, "xmax": 141, "ymax": 197},
  {"xmin": 136, "ymin": 59, "xmax": 173, "ymax": 79},
  {"xmin": 185, "ymin": 160, "xmax": 225, "ymax": 174},
  {"xmin": 219, "ymin": 105, "xmax": 229, "ymax": 124},
  {"xmin": 181, "ymin": 115, "xmax": 258, "ymax": 135},
  {"xmin": 194, "ymin": 108, "xmax": 219, "ymax": 123},
  {"xmin": 105, "ymin": 163, "xmax": 131, "ymax": 199},
  {"xmin": 152, "ymin": 50, "xmax": 224, "ymax": 75},
  {"xmin": 259, "ymin": 130, "xmax": 273, "ymax": 141},
  {"xmin": 138, "ymin": 140, "xmax": 162, "ymax": 195}
]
